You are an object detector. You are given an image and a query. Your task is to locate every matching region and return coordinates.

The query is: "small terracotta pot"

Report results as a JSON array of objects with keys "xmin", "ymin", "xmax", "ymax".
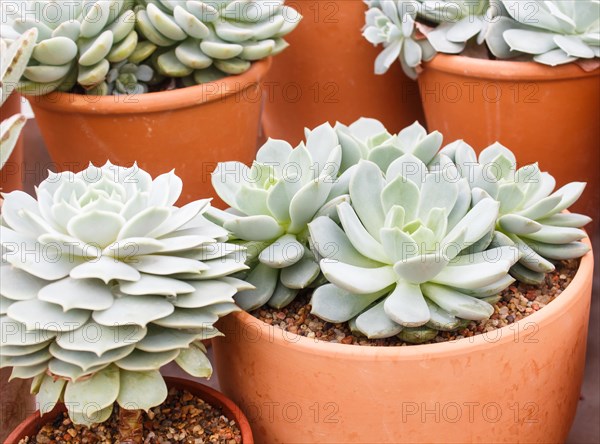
[
  {"xmin": 261, "ymin": 0, "xmax": 425, "ymax": 145},
  {"xmin": 4, "ymin": 376, "xmax": 253, "ymax": 443},
  {"xmin": 418, "ymin": 55, "xmax": 600, "ymax": 233},
  {"xmin": 27, "ymin": 58, "xmax": 272, "ymax": 206},
  {"xmin": 0, "ymin": 93, "xmax": 25, "ymax": 193},
  {"xmin": 213, "ymin": 241, "xmax": 594, "ymax": 443}
]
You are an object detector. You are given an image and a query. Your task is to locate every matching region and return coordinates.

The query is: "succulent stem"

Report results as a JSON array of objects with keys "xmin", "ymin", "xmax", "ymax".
[{"xmin": 118, "ymin": 407, "xmax": 143, "ymax": 444}]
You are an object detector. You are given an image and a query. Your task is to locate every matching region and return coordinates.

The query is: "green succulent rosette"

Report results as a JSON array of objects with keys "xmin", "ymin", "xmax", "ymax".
[{"xmin": 0, "ymin": 162, "xmax": 248, "ymax": 425}]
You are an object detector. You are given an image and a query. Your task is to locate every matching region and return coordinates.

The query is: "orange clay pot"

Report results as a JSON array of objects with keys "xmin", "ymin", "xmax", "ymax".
[
  {"xmin": 0, "ymin": 93, "xmax": 25, "ymax": 192},
  {"xmin": 26, "ymin": 58, "xmax": 271, "ymax": 207},
  {"xmin": 213, "ymin": 240, "xmax": 594, "ymax": 443},
  {"xmin": 0, "ymin": 195, "xmax": 36, "ymax": 439},
  {"xmin": 0, "ymin": 368, "xmax": 35, "ymax": 442},
  {"xmin": 418, "ymin": 55, "xmax": 600, "ymax": 234},
  {"xmin": 4, "ymin": 377, "xmax": 254, "ymax": 444},
  {"xmin": 261, "ymin": 0, "xmax": 425, "ymax": 145}
]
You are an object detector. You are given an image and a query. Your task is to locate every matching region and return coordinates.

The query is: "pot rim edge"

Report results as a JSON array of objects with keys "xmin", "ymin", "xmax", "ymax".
[
  {"xmin": 3, "ymin": 376, "xmax": 254, "ymax": 444},
  {"xmin": 25, "ymin": 58, "xmax": 272, "ymax": 115},
  {"xmin": 422, "ymin": 54, "xmax": 599, "ymax": 81}
]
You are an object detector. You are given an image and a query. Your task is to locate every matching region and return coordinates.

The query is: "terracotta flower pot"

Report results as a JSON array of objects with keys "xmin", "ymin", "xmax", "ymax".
[
  {"xmin": 4, "ymin": 376, "xmax": 253, "ymax": 443},
  {"xmin": 27, "ymin": 58, "xmax": 272, "ymax": 206},
  {"xmin": 0, "ymin": 93, "xmax": 25, "ymax": 193},
  {"xmin": 418, "ymin": 55, "xmax": 600, "ymax": 233},
  {"xmin": 0, "ymin": 368, "xmax": 36, "ymax": 442},
  {"xmin": 213, "ymin": 242, "xmax": 594, "ymax": 443},
  {"xmin": 0, "ymin": 199, "xmax": 36, "ymax": 442},
  {"xmin": 261, "ymin": 0, "xmax": 425, "ymax": 145}
]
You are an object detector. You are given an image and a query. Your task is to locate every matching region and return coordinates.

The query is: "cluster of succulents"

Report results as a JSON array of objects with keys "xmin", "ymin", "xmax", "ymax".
[
  {"xmin": 1, "ymin": 29, "xmax": 37, "ymax": 169},
  {"xmin": 364, "ymin": 0, "xmax": 600, "ymax": 78},
  {"xmin": 211, "ymin": 117, "xmax": 590, "ymax": 342},
  {"xmin": 0, "ymin": 163, "xmax": 248, "ymax": 425},
  {"xmin": 8, "ymin": 0, "xmax": 138, "ymax": 94},
  {"xmin": 209, "ymin": 119, "xmax": 448, "ymax": 313},
  {"xmin": 0, "ymin": 119, "xmax": 592, "ymax": 429},
  {"xmin": 137, "ymin": 0, "xmax": 299, "ymax": 79},
  {"xmin": 2, "ymin": 0, "xmax": 301, "ymax": 95}
]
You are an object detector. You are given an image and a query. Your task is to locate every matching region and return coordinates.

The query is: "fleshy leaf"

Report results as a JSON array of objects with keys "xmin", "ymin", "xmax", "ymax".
[
  {"xmin": 355, "ymin": 301, "xmax": 403, "ymax": 339},
  {"xmin": 258, "ymin": 234, "xmax": 304, "ymax": 269},
  {"xmin": 175, "ymin": 343, "xmax": 212, "ymax": 378},
  {"xmin": 117, "ymin": 369, "xmax": 167, "ymax": 412},
  {"xmin": 38, "ymin": 277, "xmax": 114, "ymax": 311},
  {"xmin": 234, "ymin": 263, "xmax": 279, "ymax": 311},
  {"xmin": 320, "ymin": 260, "xmax": 395, "ymax": 295},
  {"xmin": 7, "ymin": 299, "xmax": 89, "ymax": 332},
  {"xmin": 422, "ymin": 283, "xmax": 494, "ymax": 320},
  {"xmin": 64, "ymin": 365, "xmax": 120, "ymax": 414},
  {"xmin": 383, "ymin": 281, "xmax": 430, "ymax": 327},
  {"xmin": 92, "ymin": 295, "xmax": 174, "ymax": 327},
  {"xmin": 310, "ymin": 284, "xmax": 386, "ymax": 324}
]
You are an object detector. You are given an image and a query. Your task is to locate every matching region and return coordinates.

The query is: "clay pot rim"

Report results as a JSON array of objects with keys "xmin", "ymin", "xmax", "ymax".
[
  {"xmin": 26, "ymin": 58, "xmax": 272, "ymax": 115},
  {"xmin": 423, "ymin": 54, "xmax": 599, "ymax": 81},
  {"xmin": 232, "ymin": 237, "xmax": 593, "ymax": 360},
  {"xmin": 4, "ymin": 376, "xmax": 254, "ymax": 444}
]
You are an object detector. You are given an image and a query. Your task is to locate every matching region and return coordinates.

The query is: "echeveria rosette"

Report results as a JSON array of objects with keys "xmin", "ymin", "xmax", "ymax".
[
  {"xmin": 486, "ymin": 1, "xmax": 600, "ymax": 67},
  {"xmin": 89, "ymin": 60, "xmax": 156, "ymax": 95},
  {"xmin": 438, "ymin": 141, "xmax": 591, "ymax": 284},
  {"xmin": 363, "ymin": 0, "xmax": 436, "ymax": 78},
  {"xmin": 334, "ymin": 118, "xmax": 443, "ymax": 173},
  {"xmin": 210, "ymin": 123, "xmax": 344, "ymax": 311},
  {"xmin": 308, "ymin": 158, "xmax": 520, "ymax": 342},
  {"xmin": 0, "ymin": 162, "xmax": 249, "ymax": 426}
]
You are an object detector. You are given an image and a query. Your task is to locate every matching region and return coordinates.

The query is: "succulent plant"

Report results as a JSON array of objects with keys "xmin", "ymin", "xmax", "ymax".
[
  {"xmin": 0, "ymin": 162, "xmax": 248, "ymax": 428},
  {"xmin": 1, "ymin": 29, "xmax": 37, "ymax": 172},
  {"xmin": 5, "ymin": 0, "xmax": 139, "ymax": 94},
  {"xmin": 415, "ymin": 0, "xmax": 493, "ymax": 53},
  {"xmin": 308, "ymin": 157, "xmax": 521, "ymax": 341},
  {"xmin": 5, "ymin": 1, "xmax": 300, "ymax": 95},
  {"xmin": 136, "ymin": 0, "xmax": 301, "ymax": 78},
  {"xmin": 209, "ymin": 119, "xmax": 591, "ymax": 343},
  {"xmin": 209, "ymin": 123, "xmax": 344, "ymax": 311},
  {"xmin": 486, "ymin": 0, "xmax": 600, "ymax": 66},
  {"xmin": 438, "ymin": 140, "xmax": 591, "ymax": 284},
  {"xmin": 363, "ymin": 0, "xmax": 435, "ymax": 78},
  {"xmin": 88, "ymin": 60, "xmax": 156, "ymax": 95},
  {"xmin": 334, "ymin": 118, "xmax": 443, "ymax": 173},
  {"xmin": 364, "ymin": 0, "xmax": 599, "ymax": 76}
]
